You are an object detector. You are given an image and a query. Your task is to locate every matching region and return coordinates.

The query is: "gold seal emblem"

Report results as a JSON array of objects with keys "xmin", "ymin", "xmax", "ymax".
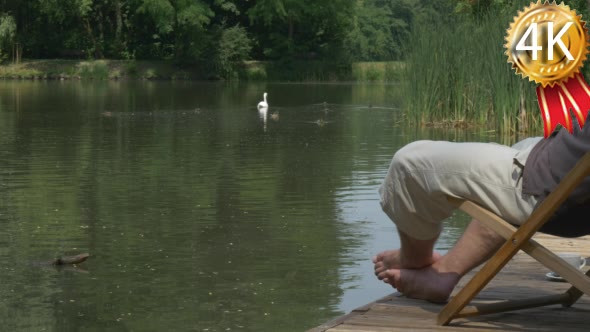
[{"xmin": 505, "ymin": 1, "xmax": 589, "ymax": 87}]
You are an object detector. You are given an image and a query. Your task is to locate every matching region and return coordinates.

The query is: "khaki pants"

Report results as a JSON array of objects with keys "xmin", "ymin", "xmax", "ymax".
[{"xmin": 379, "ymin": 138, "xmax": 542, "ymax": 240}]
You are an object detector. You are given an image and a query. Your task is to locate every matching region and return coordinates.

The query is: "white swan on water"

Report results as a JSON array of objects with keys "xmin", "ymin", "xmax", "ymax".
[{"xmin": 257, "ymin": 92, "xmax": 268, "ymax": 109}]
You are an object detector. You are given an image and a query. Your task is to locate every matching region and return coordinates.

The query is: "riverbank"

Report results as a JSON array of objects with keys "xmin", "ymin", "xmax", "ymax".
[
  {"xmin": 0, "ymin": 59, "xmax": 403, "ymax": 82},
  {"xmin": 0, "ymin": 60, "xmax": 201, "ymax": 81},
  {"xmin": 0, "ymin": 58, "xmax": 542, "ymax": 134}
]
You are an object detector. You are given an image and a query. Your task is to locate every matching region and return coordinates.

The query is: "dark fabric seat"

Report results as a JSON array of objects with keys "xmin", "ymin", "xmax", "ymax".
[{"xmin": 538, "ymin": 202, "xmax": 590, "ymax": 237}]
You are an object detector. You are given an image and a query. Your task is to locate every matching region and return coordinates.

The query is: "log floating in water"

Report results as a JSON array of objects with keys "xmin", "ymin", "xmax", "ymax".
[{"xmin": 52, "ymin": 253, "xmax": 90, "ymax": 265}]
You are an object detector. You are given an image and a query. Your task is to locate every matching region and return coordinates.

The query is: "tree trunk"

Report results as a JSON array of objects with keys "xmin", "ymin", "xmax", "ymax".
[
  {"xmin": 97, "ymin": 12, "xmax": 105, "ymax": 58},
  {"xmin": 114, "ymin": 0, "xmax": 123, "ymax": 53},
  {"xmin": 12, "ymin": 42, "xmax": 22, "ymax": 64},
  {"xmin": 115, "ymin": 0, "xmax": 122, "ymax": 42},
  {"xmin": 84, "ymin": 19, "xmax": 101, "ymax": 59},
  {"xmin": 287, "ymin": 15, "xmax": 294, "ymax": 54},
  {"xmin": 288, "ymin": 16, "xmax": 294, "ymax": 40},
  {"xmin": 173, "ymin": 8, "xmax": 182, "ymax": 61}
]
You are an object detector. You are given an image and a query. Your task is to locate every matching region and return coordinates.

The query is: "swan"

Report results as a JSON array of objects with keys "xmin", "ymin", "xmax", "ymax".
[{"xmin": 258, "ymin": 92, "xmax": 268, "ymax": 109}]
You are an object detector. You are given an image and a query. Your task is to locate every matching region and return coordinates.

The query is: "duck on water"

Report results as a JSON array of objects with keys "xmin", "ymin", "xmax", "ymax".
[{"xmin": 30, "ymin": 253, "xmax": 90, "ymax": 267}]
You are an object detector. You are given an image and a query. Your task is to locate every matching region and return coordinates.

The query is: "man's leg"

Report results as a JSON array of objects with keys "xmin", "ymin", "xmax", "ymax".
[
  {"xmin": 373, "ymin": 230, "xmax": 440, "ymax": 277},
  {"xmin": 380, "ymin": 218, "xmax": 504, "ymax": 302},
  {"xmin": 374, "ymin": 139, "xmax": 540, "ymax": 301},
  {"xmin": 379, "ymin": 140, "xmax": 538, "ymax": 239}
]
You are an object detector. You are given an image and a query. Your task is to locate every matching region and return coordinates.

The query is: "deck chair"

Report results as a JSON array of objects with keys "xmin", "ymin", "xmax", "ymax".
[{"xmin": 437, "ymin": 152, "xmax": 590, "ymax": 326}]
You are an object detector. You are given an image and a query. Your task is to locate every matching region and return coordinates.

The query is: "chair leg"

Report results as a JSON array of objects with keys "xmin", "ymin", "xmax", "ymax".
[
  {"xmin": 450, "ymin": 198, "xmax": 590, "ymax": 303},
  {"xmin": 438, "ymin": 198, "xmax": 535, "ymax": 325},
  {"xmin": 438, "ymin": 203, "xmax": 581, "ymax": 325},
  {"xmin": 454, "ymin": 293, "xmax": 571, "ymax": 318},
  {"xmin": 441, "ymin": 269, "xmax": 590, "ymax": 321},
  {"xmin": 437, "ymin": 236, "xmax": 525, "ymax": 325},
  {"xmin": 563, "ymin": 269, "xmax": 590, "ymax": 307}
]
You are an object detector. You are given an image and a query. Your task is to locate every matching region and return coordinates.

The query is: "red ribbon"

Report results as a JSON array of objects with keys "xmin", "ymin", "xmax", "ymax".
[{"xmin": 536, "ymin": 73, "xmax": 590, "ymax": 137}]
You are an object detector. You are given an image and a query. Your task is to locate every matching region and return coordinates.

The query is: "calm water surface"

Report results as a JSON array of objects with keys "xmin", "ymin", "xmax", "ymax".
[{"xmin": 0, "ymin": 81, "xmax": 506, "ymax": 331}]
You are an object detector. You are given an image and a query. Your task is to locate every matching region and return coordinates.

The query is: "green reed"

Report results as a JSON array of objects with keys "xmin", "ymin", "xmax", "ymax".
[{"xmin": 402, "ymin": 6, "xmax": 541, "ymax": 134}]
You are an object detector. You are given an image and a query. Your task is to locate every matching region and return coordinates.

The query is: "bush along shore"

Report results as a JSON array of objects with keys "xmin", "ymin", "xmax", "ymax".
[
  {"xmin": 0, "ymin": 59, "xmax": 404, "ymax": 82},
  {"xmin": 0, "ymin": 60, "xmax": 207, "ymax": 81}
]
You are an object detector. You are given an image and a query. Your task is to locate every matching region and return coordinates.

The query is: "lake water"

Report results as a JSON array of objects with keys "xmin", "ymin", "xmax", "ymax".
[{"xmin": 0, "ymin": 81, "xmax": 510, "ymax": 331}]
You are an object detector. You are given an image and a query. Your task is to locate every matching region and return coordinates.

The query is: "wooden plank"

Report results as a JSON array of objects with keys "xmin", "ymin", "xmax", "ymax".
[
  {"xmin": 359, "ymin": 302, "xmax": 590, "ymax": 329},
  {"xmin": 564, "ymin": 268, "xmax": 590, "ymax": 306},
  {"xmin": 334, "ymin": 302, "xmax": 590, "ymax": 331},
  {"xmin": 316, "ymin": 273, "xmax": 590, "ymax": 332},
  {"xmin": 447, "ymin": 197, "xmax": 515, "ymax": 239},
  {"xmin": 523, "ymin": 243, "xmax": 590, "ymax": 296},
  {"xmin": 313, "ymin": 240, "xmax": 590, "ymax": 331},
  {"xmin": 367, "ymin": 300, "xmax": 590, "ymax": 319},
  {"xmin": 329, "ymin": 325, "xmax": 529, "ymax": 332},
  {"xmin": 329, "ymin": 325, "xmax": 461, "ymax": 332},
  {"xmin": 453, "ymin": 293, "xmax": 570, "ymax": 318},
  {"xmin": 307, "ymin": 294, "xmax": 396, "ymax": 332}
]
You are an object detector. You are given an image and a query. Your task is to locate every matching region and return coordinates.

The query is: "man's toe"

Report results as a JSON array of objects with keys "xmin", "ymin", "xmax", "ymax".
[{"xmin": 385, "ymin": 269, "xmax": 402, "ymax": 290}]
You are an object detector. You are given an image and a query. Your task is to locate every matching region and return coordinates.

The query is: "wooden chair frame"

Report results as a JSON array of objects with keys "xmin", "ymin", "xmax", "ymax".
[{"xmin": 438, "ymin": 152, "xmax": 590, "ymax": 326}]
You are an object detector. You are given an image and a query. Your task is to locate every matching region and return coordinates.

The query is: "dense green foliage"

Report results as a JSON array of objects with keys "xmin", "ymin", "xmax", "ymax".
[
  {"xmin": 344, "ymin": 0, "xmax": 415, "ymax": 61},
  {"xmin": 0, "ymin": 0, "xmax": 428, "ymax": 78}
]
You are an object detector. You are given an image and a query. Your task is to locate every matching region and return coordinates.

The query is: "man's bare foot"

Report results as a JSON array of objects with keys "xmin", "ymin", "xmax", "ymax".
[
  {"xmin": 373, "ymin": 249, "xmax": 442, "ymax": 281},
  {"xmin": 381, "ymin": 263, "xmax": 460, "ymax": 303}
]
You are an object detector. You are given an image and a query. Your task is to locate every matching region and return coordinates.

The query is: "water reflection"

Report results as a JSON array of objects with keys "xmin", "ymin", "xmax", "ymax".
[
  {"xmin": 258, "ymin": 107, "xmax": 268, "ymax": 131},
  {"xmin": 0, "ymin": 81, "xmax": 523, "ymax": 331}
]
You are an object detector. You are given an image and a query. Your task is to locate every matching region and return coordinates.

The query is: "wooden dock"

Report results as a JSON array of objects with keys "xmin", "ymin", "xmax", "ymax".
[{"xmin": 310, "ymin": 234, "xmax": 590, "ymax": 332}]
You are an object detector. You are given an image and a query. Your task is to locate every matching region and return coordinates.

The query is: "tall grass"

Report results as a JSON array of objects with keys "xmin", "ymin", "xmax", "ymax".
[
  {"xmin": 77, "ymin": 60, "xmax": 109, "ymax": 79},
  {"xmin": 352, "ymin": 62, "xmax": 404, "ymax": 82},
  {"xmin": 240, "ymin": 60, "xmax": 405, "ymax": 82},
  {"xmin": 0, "ymin": 60, "xmax": 202, "ymax": 80},
  {"xmin": 402, "ymin": 5, "xmax": 540, "ymax": 134}
]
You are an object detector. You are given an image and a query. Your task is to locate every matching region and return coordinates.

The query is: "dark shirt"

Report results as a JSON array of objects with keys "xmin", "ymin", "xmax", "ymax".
[{"xmin": 523, "ymin": 115, "xmax": 590, "ymax": 207}]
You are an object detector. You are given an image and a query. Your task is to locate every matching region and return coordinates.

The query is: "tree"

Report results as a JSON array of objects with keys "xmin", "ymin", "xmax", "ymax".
[
  {"xmin": 36, "ymin": 0, "xmax": 101, "ymax": 57},
  {"xmin": 217, "ymin": 25, "xmax": 251, "ymax": 78},
  {"xmin": 0, "ymin": 14, "xmax": 16, "ymax": 62},
  {"xmin": 133, "ymin": 0, "xmax": 213, "ymax": 61},
  {"xmin": 247, "ymin": 0, "xmax": 353, "ymax": 60},
  {"xmin": 344, "ymin": 0, "xmax": 416, "ymax": 61}
]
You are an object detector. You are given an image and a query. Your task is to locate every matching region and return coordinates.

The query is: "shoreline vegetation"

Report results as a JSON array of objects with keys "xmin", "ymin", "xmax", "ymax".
[
  {"xmin": 0, "ymin": 56, "xmax": 542, "ymax": 135},
  {"xmin": 402, "ymin": 1, "xmax": 559, "ymax": 135},
  {"xmin": 1, "ymin": 1, "xmax": 588, "ymax": 134},
  {"xmin": 0, "ymin": 59, "xmax": 403, "ymax": 82}
]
